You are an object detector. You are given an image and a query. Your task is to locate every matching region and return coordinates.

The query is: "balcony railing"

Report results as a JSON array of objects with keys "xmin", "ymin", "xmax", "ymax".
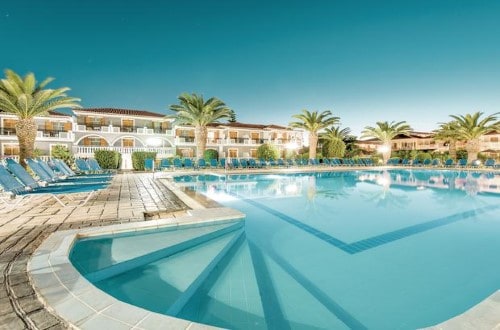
[
  {"xmin": 74, "ymin": 146, "xmax": 175, "ymax": 156},
  {"xmin": 76, "ymin": 125, "xmax": 172, "ymax": 135},
  {"xmin": 0, "ymin": 128, "xmax": 16, "ymax": 136},
  {"xmin": 36, "ymin": 129, "xmax": 72, "ymax": 139}
]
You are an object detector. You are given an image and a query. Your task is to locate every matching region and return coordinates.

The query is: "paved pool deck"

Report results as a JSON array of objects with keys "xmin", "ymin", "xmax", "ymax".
[{"xmin": 1, "ymin": 167, "xmax": 499, "ymax": 329}]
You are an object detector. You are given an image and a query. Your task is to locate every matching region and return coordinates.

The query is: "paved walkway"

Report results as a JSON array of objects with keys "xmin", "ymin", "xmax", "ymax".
[{"xmin": 0, "ymin": 173, "xmax": 188, "ymax": 330}]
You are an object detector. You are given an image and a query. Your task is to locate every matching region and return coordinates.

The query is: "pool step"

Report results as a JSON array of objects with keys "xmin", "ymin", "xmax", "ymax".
[{"xmin": 85, "ymin": 221, "xmax": 244, "ymax": 282}]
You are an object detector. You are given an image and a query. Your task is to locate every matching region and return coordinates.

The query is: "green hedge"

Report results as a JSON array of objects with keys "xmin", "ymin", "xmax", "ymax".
[
  {"xmin": 94, "ymin": 150, "xmax": 121, "ymax": 169},
  {"xmin": 257, "ymin": 143, "xmax": 279, "ymax": 160},
  {"xmin": 132, "ymin": 151, "xmax": 157, "ymax": 171},
  {"xmin": 204, "ymin": 149, "xmax": 218, "ymax": 161}
]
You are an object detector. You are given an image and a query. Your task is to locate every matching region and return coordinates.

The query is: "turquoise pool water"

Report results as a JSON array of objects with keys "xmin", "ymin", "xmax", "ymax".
[{"xmin": 70, "ymin": 169, "xmax": 500, "ymax": 329}]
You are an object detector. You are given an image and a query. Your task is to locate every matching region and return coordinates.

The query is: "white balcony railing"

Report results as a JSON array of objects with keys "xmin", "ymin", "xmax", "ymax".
[{"xmin": 74, "ymin": 146, "xmax": 175, "ymax": 156}]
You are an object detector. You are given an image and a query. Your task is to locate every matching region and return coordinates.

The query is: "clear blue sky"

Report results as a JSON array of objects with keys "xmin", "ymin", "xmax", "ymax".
[{"xmin": 1, "ymin": 0, "xmax": 499, "ymax": 135}]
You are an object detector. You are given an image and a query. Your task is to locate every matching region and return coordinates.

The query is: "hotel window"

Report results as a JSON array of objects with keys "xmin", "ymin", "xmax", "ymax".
[
  {"xmin": 250, "ymin": 149, "xmax": 257, "ymax": 158},
  {"xmin": 490, "ymin": 137, "xmax": 498, "ymax": 142},
  {"xmin": 3, "ymin": 144, "xmax": 20, "ymax": 156},
  {"xmin": 122, "ymin": 138, "xmax": 134, "ymax": 148},
  {"xmin": 228, "ymin": 149, "xmax": 238, "ymax": 158}
]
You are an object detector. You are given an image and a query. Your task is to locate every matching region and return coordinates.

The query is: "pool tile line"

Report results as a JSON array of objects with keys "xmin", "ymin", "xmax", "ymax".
[
  {"xmin": 248, "ymin": 240, "xmax": 291, "ymax": 330},
  {"xmin": 167, "ymin": 229, "xmax": 245, "ymax": 316},
  {"xmin": 235, "ymin": 193, "xmax": 500, "ymax": 254},
  {"xmin": 261, "ymin": 241, "xmax": 368, "ymax": 330},
  {"xmin": 84, "ymin": 221, "xmax": 244, "ymax": 282}
]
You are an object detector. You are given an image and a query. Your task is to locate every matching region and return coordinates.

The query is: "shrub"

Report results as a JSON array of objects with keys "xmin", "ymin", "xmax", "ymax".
[
  {"xmin": 132, "ymin": 151, "xmax": 157, "ymax": 171},
  {"xmin": 256, "ymin": 143, "xmax": 279, "ymax": 160},
  {"xmin": 51, "ymin": 145, "xmax": 74, "ymax": 166},
  {"xmin": 416, "ymin": 152, "xmax": 432, "ymax": 162},
  {"xmin": 204, "ymin": 149, "xmax": 218, "ymax": 161},
  {"xmin": 94, "ymin": 150, "xmax": 121, "ymax": 169},
  {"xmin": 456, "ymin": 149, "xmax": 468, "ymax": 160},
  {"xmin": 322, "ymin": 139, "xmax": 346, "ymax": 158}
]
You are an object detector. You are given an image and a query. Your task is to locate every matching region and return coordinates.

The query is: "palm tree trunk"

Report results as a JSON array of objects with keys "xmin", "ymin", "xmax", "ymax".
[
  {"xmin": 448, "ymin": 140, "xmax": 457, "ymax": 161},
  {"xmin": 15, "ymin": 118, "xmax": 37, "ymax": 168},
  {"xmin": 466, "ymin": 138, "xmax": 480, "ymax": 163},
  {"xmin": 195, "ymin": 125, "xmax": 208, "ymax": 159},
  {"xmin": 309, "ymin": 133, "xmax": 318, "ymax": 159}
]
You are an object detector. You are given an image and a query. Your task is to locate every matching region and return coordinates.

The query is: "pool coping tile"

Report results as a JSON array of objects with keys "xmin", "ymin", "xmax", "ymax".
[{"xmin": 28, "ymin": 206, "xmax": 244, "ymax": 330}]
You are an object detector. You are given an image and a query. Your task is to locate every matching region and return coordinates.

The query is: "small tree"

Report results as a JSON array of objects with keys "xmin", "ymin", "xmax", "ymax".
[
  {"xmin": 257, "ymin": 143, "xmax": 279, "ymax": 160},
  {"xmin": 51, "ymin": 145, "xmax": 74, "ymax": 166},
  {"xmin": 204, "ymin": 149, "xmax": 218, "ymax": 160},
  {"xmin": 132, "ymin": 151, "xmax": 157, "ymax": 170},
  {"xmin": 94, "ymin": 150, "xmax": 120, "ymax": 169}
]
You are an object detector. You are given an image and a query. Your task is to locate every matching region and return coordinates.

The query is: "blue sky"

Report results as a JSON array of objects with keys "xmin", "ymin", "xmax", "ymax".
[{"xmin": 1, "ymin": 0, "xmax": 499, "ymax": 135}]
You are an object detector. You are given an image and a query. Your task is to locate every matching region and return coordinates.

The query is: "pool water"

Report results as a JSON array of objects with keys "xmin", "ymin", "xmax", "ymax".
[{"xmin": 70, "ymin": 170, "xmax": 500, "ymax": 329}]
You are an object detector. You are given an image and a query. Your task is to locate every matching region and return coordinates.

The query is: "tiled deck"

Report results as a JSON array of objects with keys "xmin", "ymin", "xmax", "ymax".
[{"xmin": 0, "ymin": 173, "xmax": 188, "ymax": 330}]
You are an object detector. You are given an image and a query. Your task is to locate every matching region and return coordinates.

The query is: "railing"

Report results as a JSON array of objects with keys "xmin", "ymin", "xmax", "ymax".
[
  {"xmin": 36, "ymin": 130, "xmax": 72, "ymax": 139},
  {"xmin": 76, "ymin": 125, "xmax": 172, "ymax": 135},
  {"xmin": 74, "ymin": 146, "xmax": 175, "ymax": 156},
  {"xmin": 0, "ymin": 128, "xmax": 16, "ymax": 136}
]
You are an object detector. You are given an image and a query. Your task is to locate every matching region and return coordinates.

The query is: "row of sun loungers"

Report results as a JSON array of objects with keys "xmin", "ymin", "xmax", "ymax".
[
  {"xmin": 387, "ymin": 157, "xmax": 499, "ymax": 168},
  {"xmin": 152, "ymin": 157, "xmax": 376, "ymax": 170},
  {"xmin": 0, "ymin": 158, "xmax": 112, "ymax": 207}
]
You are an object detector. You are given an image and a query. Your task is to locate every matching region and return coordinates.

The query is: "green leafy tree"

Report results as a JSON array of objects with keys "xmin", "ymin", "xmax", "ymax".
[
  {"xmin": 433, "ymin": 121, "xmax": 462, "ymax": 161},
  {"xmin": 0, "ymin": 69, "xmax": 80, "ymax": 167},
  {"xmin": 228, "ymin": 109, "xmax": 237, "ymax": 123},
  {"xmin": 289, "ymin": 110, "xmax": 339, "ymax": 159},
  {"xmin": 169, "ymin": 93, "xmax": 232, "ymax": 159},
  {"xmin": 257, "ymin": 143, "xmax": 279, "ymax": 160},
  {"xmin": 320, "ymin": 126, "xmax": 350, "ymax": 158},
  {"xmin": 449, "ymin": 112, "xmax": 499, "ymax": 163},
  {"xmin": 361, "ymin": 121, "xmax": 412, "ymax": 164}
]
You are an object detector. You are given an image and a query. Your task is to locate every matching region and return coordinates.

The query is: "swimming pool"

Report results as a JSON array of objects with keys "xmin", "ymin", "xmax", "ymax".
[{"xmin": 70, "ymin": 169, "xmax": 500, "ymax": 329}]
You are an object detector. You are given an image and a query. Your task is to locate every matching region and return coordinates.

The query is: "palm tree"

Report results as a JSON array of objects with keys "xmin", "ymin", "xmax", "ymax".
[
  {"xmin": 450, "ymin": 112, "xmax": 499, "ymax": 163},
  {"xmin": 320, "ymin": 126, "xmax": 351, "ymax": 157},
  {"xmin": 361, "ymin": 121, "xmax": 412, "ymax": 164},
  {"xmin": 0, "ymin": 69, "xmax": 80, "ymax": 167},
  {"xmin": 169, "ymin": 93, "xmax": 232, "ymax": 159},
  {"xmin": 289, "ymin": 110, "xmax": 339, "ymax": 159},
  {"xmin": 433, "ymin": 121, "xmax": 462, "ymax": 161}
]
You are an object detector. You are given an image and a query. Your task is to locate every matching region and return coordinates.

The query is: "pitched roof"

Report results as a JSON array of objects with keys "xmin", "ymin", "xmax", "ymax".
[
  {"xmin": 0, "ymin": 109, "xmax": 72, "ymax": 118},
  {"xmin": 74, "ymin": 108, "xmax": 166, "ymax": 118}
]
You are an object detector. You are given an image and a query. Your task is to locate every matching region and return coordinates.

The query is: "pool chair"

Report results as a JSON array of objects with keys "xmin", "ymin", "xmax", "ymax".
[
  {"xmin": 231, "ymin": 158, "xmax": 241, "ymax": 169},
  {"xmin": 53, "ymin": 159, "xmax": 112, "ymax": 180},
  {"xmin": 220, "ymin": 158, "xmax": 227, "ymax": 169},
  {"xmin": 444, "ymin": 158, "xmax": 454, "ymax": 167},
  {"xmin": 277, "ymin": 159, "xmax": 286, "ymax": 167},
  {"xmin": 431, "ymin": 159, "xmax": 440, "ymax": 167},
  {"xmin": 144, "ymin": 158, "xmax": 154, "ymax": 171},
  {"xmin": 197, "ymin": 159, "xmax": 207, "ymax": 169},
  {"xmin": 209, "ymin": 158, "xmax": 219, "ymax": 168},
  {"xmin": 457, "ymin": 159, "xmax": 467, "ymax": 168},
  {"xmin": 50, "ymin": 159, "xmax": 72, "ymax": 176},
  {"xmin": 0, "ymin": 164, "xmax": 108, "ymax": 207},
  {"xmin": 25, "ymin": 158, "xmax": 57, "ymax": 183},
  {"xmin": 75, "ymin": 158, "xmax": 92, "ymax": 172},
  {"xmin": 286, "ymin": 159, "xmax": 294, "ymax": 167},
  {"xmin": 309, "ymin": 159, "xmax": 319, "ymax": 166},
  {"xmin": 160, "ymin": 158, "xmax": 172, "ymax": 170},
  {"xmin": 268, "ymin": 159, "xmax": 277, "ymax": 167},
  {"xmin": 411, "ymin": 159, "xmax": 421, "ymax": 167},
  {"xmin": 469, "ymin": 159, "xmax": 481, "ymax": 168},
  {"xmin": 240, "ymin": 158, "xmax": 249, "ymax": 168},
  {"xmin": 422, "ymin": 159, "xmax": 432, "ymax": 166},
  {"xmin": 173, "ymin": 158, "xmax": 183, "ymax": 169},
  {"xmin": 183, "ymin": 159, "xmax": 195, "ymax": 170},
  {"xmin": 484, "ymin": 158, "xmax": 496, "ymax": 168},
  {"xmin": 248, "ymin": 158, "xmax": 257, "ymax": 168}
]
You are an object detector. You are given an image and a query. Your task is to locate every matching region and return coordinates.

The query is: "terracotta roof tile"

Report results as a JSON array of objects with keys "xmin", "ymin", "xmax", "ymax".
[{"xmin": 74, "ymin": 108, "xmax": 166, "ymax": 118}]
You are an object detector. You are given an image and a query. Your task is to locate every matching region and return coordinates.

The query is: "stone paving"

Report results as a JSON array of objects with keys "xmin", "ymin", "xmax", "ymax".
[{"xmin": 0, "ymin": 172, "xmax": 188, "ymax": 330}]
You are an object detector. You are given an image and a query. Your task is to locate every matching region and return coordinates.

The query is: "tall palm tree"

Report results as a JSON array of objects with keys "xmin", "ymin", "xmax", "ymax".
[
  {"xmin": 433, "ymin": 121, "xmax": 462, "ymax": 161},
  {"xmin": 169, "ymin": 93, "xmax": 232, "ymax": 159},
  {"xmin": 0, "ymin": 69, "xmax": 80, "ymax": 167},
  {"xmin": 450, "ymin": 111, "xmax": 499, "ymax": 163},
  {"xmin": 289, "ymin": 110, "xmax": 339, "ymax": 159},
  {"xmin": 320, "ymin": 126, "xmax": 351, "ymax": 157},
  {"xmin": 361, "ymin": 121, "xmax": 412, "ymax": 164}
]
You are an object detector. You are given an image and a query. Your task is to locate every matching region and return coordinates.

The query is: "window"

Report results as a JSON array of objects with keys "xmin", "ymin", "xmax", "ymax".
[
  {"xmin": 228, "ymin": 149, "xmax": 238, "ymax": 157},
  {"xmin": 122, "ymin": 138, "xmax": 134, "ymax": 148},
  {"xmin": 490, "ymin": 137, "xmax": 498, "ymax": 142},
  {"xmin": 3, "ymin": 144, "xmax": 19, "ymax": 156},
  {"xmin": 250, "ymin": 149, "xmax": 257, "ymax": 158}
]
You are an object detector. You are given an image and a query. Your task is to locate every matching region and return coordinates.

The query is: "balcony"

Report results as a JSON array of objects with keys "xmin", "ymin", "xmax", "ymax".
[
  {"xmin": 76, "ymin": 124, "xmax": 172, "ymax": 135},
  {"xmin": 36, "ymin": 129, "xmax": 72, "ymax": 139},
  {"xmin": 74, "ymin": 146, "xmax": 175, "ymax": 156},
  {"xmin": 0, "ymin": 128, "xmax": 16, "ymax": 136}
]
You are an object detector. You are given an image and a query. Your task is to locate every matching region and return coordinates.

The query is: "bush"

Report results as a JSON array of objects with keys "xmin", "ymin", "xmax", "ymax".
[
  {"xmin": 132, "ymin": 151, "xmax": 157, "ymax": 171},
  {"xmin": 416, "ymin": 152, "xmax": 432, "ymax": 162},
  {"xmin": 51, "ymin": 145, "xmax": 74, "ymax": 166},
  {"xmin": 322, "ymin": 139, "xmax": 346, "ymax": 158},
  {"xmin": 204, "ymin": 149, "xmax": 218, "ymax": 161},
  {"xmin": 256, "ymin": 143, "xmax": 279, "ymax": 160},
  {"xmin": 456, "ymin": 149, "xmax": 468, "ymax": 160},
  {"xmin": 94, "ymin": 150, "xmax": 121, "ymax": 169}
]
